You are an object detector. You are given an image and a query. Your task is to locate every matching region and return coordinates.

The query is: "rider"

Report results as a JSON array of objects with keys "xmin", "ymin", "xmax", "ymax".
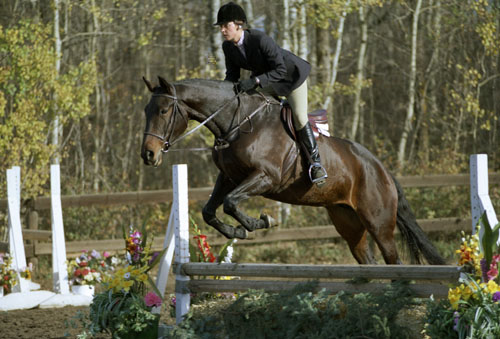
[{"xmin": 215, "ymin": 2, "xmax": 328, "ymax": 187}]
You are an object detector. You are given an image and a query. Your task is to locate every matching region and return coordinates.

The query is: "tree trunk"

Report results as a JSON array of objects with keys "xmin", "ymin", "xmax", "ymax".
[
  {"xmin": 211, "ymin": 0, "xmax": 225, "ymax": 77},
  {"xmin": 297, "ymin": 5, "xmax": 308, "ymax": 61},
  {"xmin": 282, "ymin": 0, "xmax": 291, "ymax": 50},
  {"xmin": 397, "ymin": 0, "xmax": 422, "ymax": 170},
  {"xmin": 417, "ymin": 0, "xmax": 441, "ymax": 165},
  {"xmin": 315, "ymin": 26, "xmax": 330, "ymax": 84},
  {"xmin": 52, "ymin": 0, "xmax": 61, "ymax": 164},
  {"xmin": 323, "ymin": 0, "xmax": 350, "ymax": 130},
  {"xmin": 350, "ymin": 5, "xmax": 368, "ymax": 141}
]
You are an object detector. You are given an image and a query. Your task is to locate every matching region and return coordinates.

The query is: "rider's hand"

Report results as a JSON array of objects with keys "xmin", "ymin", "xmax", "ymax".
[{"xmin": 237, "ymin": 77, "xmax": 258, "ymax": 93}]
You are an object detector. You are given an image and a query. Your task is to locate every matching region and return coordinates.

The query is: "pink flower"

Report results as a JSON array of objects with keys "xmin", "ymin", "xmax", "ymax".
[
  {"xmin": 487, "ymin": 266, "xmax": 499, "ymax": 281},
  {"xmin": 144, "ymin": 292, "xmax": 162, "ymax": 308},
  {"xmin": 103, "ymin": 251, "xmax": 110, "ymax": 258}
]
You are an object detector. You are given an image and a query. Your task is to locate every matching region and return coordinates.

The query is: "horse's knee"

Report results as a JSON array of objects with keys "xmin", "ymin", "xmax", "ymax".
[
  {"xmin": 223, "ymin": 195, "xmax": 237, "ymax": 214},
  {"xmin": 202, "ymin": 205, "xmax": 216, "ymax": 224}
]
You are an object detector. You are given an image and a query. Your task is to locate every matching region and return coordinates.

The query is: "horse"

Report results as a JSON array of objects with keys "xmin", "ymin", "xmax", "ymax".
[{"xmin": 141, "ymin": 76, "xmax": 445, "ymax": 265}]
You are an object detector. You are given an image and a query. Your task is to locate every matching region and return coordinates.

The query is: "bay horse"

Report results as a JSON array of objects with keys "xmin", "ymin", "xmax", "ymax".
[{"xmin": 141, "ymin": 76, "xmax": 445, "ymax": 265}]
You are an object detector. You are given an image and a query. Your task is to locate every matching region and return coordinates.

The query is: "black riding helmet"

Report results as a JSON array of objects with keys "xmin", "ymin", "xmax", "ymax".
[{"xmin": 214, "ymin": 2, "xmax": 247, "ymax": 25}]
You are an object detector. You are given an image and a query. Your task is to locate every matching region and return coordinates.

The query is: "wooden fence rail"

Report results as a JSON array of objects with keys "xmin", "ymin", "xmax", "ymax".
[
  {"xmin": 1, "ymin": 173, "xmax": 499, "ymax": 211},
  {"xmin": 178, "ymin": 263, "xmax": 461, "ymax": 298},
  {"xmin": 20, "ymin": 217, "xmax": 470, "ymax": 256},
  {"xmin": 179, "ymin": 262, "xmax": 462, "ymax": 280}
]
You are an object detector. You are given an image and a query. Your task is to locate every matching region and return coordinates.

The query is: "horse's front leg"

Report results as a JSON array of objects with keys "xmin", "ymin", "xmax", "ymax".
[
  {"xmin": 202, "ymin": 173, "xmax": 248, "ymax": 239},
  {"xmin": 223, "ymin": 170, "xmax": 278, "ymax": 232}
]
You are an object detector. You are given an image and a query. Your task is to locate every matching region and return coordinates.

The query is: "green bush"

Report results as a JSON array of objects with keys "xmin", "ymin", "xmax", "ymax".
[{"xmin": 168, "ymin": 282, "xmax": 420, "ymax": 338}]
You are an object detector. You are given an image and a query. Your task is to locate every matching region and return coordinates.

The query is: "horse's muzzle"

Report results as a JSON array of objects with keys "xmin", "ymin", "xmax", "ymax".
[{"xmin": 141, "ymin": 148, "xmax": 162, "ymax": 167}]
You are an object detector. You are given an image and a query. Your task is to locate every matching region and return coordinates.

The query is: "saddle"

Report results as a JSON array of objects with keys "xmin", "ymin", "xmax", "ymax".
[{"xmin": 280, "ymin": 101, "xmax": 331, "ymax": 141}]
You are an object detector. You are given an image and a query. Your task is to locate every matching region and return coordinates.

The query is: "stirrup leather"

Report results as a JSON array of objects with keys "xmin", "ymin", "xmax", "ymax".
[{"xmin": 308, "ymin": 162, "xmax": 328, "ymax": 184}]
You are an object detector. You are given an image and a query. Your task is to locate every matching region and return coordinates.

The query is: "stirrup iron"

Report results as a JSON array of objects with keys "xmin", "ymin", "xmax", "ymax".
[{"xmin": 308, "ymin": 162, "xmax": 328, "ymax": 184}]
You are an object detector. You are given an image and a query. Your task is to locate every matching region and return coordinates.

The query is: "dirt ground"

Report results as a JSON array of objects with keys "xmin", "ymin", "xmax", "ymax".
[
  {"xmin": 0, "ymin": 305, "xmax": 174, "ymax": 339},
  {"xmin": 0, "ymin": 306, "xmax": 92, "ymax": 339}
]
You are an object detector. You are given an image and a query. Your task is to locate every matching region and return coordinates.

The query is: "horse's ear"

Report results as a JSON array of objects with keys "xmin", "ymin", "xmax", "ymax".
[
  {"xmin": 143, "ymin": 76, "xmax": 154, "ymax": 92},
  {"xmin": 158, "ymin": 76, "xmax": 170, "ymax": 91}
]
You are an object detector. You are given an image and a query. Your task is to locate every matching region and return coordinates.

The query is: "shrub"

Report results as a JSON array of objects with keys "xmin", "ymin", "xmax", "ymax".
[{"xmin": 169, "ymin": 282, "xmax": 419, "ymax": 339}]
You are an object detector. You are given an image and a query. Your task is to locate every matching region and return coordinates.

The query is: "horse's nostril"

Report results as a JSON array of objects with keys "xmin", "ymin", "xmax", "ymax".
[{"xmin": 146, "ymin": 150, "xmax": 155, "ymax": 161}]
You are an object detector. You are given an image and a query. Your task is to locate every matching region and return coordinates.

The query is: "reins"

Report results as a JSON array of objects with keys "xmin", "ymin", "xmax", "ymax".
[
  {"xmin": 214, "ymin": 91, "xmax": 273, "ymax": 150},
  {"xmin": 144, "ymin": 84, "xmax": 278, "ymax": 153}
]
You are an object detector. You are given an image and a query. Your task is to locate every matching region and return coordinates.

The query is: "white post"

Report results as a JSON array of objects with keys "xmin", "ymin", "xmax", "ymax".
[
  {"xmin": 470, "ymin": 154, "xmax": 499, "ymax": 241},
  {"xmin": 7, "ymin": 167, "xmax": 30, "ymax": 293},
  {"xmin": 173, "ymin": 164, "xmax": 190, "ymax": 324},
  {"xmin": 153, "ymin": 210, "xmax": 175, "ymax": 314},
  {"xmin": 50, "ymin": 164, "xmax": 70, "ymax": 294}
]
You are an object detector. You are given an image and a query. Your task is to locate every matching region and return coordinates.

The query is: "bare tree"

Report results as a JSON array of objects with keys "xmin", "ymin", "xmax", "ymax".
[
  {"xmin": 397, "ymin": 0, "xmax": 423, "ymax": 169},
  {"xmin": 52, "ymin": 0, "xmax": 62, "ymax": 164},
  {"xmin": 349, "ymin": 4, "xmax": 368, "ymax": 141},
  {"xmin": 323, "ymin": 0, "xmax": 350, "ymax": 120}
]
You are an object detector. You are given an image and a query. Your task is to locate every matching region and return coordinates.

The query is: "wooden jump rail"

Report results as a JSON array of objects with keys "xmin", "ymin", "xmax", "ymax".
[{"xmin": 176, "ymin": 263, "xmax": 462, "ymax": 298}]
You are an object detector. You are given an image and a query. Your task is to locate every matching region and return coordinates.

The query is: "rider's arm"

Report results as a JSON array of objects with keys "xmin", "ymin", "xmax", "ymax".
[{"xmin": 254, "ymin": 34, "xmax": 287, "ymax": 88}]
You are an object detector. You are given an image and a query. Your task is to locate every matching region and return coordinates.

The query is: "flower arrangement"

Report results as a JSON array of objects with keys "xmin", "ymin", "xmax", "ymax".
[
  {"xmin": 68, "ymin": 250, "xmax": 104, "ymax": 286},
  {"xmin": 190, "ymin": 219, "xmax": 236, "ymax": 265},
  {"xmin": 79, "ymin": 226, "xmax": 166, "ymax": 339},
  {"xmin": 0, "ymin": 253, "xmax": 18, "ymax": 294},
  {"xmin": 424, "ymin": 213, "xmax": 500, "ymax": 338},
  {"xmin": 19, "ymin": 263, "xmax": 32, "ymax": 281}
]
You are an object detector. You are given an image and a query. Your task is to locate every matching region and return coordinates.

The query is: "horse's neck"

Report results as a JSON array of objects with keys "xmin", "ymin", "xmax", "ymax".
[{"xmin": 180, "ymin": 82, "xmax": 276, "ymax": 138}]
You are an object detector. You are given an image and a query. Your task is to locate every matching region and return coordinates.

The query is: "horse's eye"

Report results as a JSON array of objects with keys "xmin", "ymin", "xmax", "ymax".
[{"xmin": 160, "ymin": 108, "xmax": 169, "ymax": 115}]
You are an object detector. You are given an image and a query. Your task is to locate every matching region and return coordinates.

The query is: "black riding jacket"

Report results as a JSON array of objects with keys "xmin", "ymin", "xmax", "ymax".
[{"xmin": 222, "ymin": 29, "xmax": 311, "ymax": 96}]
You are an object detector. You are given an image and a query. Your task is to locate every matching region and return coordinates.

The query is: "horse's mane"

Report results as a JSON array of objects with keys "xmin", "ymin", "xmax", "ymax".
[
  {"xmin": 153, "ymin": 78, "xmax": 280, "ymax": 105},
  {"xmin": 151, "ymin": 78, "xmax": 231, "ymax": 92},
  {"xmin": 175, "ymin": 78, "xmax": 233, "ymax": 90}
]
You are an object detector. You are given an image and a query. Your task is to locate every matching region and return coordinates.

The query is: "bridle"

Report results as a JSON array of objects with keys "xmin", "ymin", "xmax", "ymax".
[
  {"xmin": 143, "ymin": 85, "xmax": 186, "ymax": 153},
  {"xmin": 143, "ymin": 84, "xmax": 278, "ymax": 153}
]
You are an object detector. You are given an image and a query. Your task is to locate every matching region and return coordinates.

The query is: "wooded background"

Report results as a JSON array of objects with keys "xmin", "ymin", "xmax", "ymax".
[{"xmin": 0, "ymin": 0, "xmax": 499, "ymax": 240}]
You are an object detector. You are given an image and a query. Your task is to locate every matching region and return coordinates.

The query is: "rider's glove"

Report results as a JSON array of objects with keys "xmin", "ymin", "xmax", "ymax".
[{"xmin": 237, "ymin": 77, "xmax": 258, "ymax": 93}]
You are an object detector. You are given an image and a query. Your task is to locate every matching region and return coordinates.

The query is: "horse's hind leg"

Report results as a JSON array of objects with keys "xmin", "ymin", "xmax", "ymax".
[
  {"xmin": 202, "ymin": 173, "xmax": 247, "ymax": 239},
  {"xmin": 360, "ymin": 212, "xmax": 401, "ymax": 265},
  {"xmin": 223, "ymin": 171, "xmax": 277, "ymax": 232},
  {"xmin": 326, "ymin": 205, "xmax": 377, "ymax": 264}
]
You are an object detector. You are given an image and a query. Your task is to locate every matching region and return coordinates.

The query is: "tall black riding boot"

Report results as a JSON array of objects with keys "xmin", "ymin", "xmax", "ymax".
[{"xmin": 297, "ymin": 122, "xmax": 328, "ymax": 187}]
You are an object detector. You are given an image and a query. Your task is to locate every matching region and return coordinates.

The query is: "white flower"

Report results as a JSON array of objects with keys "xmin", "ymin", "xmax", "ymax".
[
  {"xmin": 223, "ymin": 242, "xmax": 236, "ymax": 263},
  {"xmin": 124, "ymin": 272, "xmax": 131, "ymax": 279}
]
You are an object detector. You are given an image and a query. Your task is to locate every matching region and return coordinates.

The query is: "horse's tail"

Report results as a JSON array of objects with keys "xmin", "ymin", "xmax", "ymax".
[{"xmin": 391, "ymin": 174, "xmax": 446, "ymax": 265}]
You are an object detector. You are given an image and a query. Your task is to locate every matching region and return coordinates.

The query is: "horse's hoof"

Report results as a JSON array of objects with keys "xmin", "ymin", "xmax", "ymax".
[
  {"xmin": 260, "ymin": 214, "xmax": 278, "ymax": 228},
  {"xmin": 234, "ymin": 225, "xmax": 248, "ymax": 239}
]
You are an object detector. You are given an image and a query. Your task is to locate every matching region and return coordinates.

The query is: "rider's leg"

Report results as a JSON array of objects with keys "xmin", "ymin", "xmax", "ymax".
[{"xmin": 288, "ymin": 80, "xmax": 328, "ymax": 187}]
